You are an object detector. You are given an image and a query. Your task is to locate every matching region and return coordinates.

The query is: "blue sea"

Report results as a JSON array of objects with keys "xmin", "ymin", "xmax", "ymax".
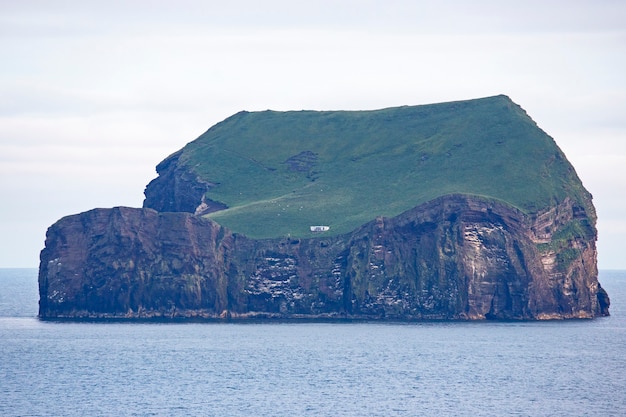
[{"xmin": 1, "ymin": 269, "xmax": 625, "ymax": 417}]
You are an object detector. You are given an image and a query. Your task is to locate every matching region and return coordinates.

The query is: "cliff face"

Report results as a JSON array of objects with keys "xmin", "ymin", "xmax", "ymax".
[
  {"xmin": 39, "ymin": 195, "xmax": 609, "ymax": 320},
  {"xmin": 143, "ymin": 150, "xmax": 226, "ymax": 215}
]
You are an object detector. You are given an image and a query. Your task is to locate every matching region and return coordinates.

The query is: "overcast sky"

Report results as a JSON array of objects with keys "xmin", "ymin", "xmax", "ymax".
[{"xmin": 1, "ymin": 0, "xmax": 625, "ymax": 268}]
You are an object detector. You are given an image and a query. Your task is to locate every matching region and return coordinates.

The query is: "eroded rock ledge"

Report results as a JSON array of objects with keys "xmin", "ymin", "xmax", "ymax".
[
  {"xmin": 143, "ymin": 150, "xmax": 226, "ymax": 215},
  {"xmin": 38, "ymin": 194, "xmax": 609, "ymax": 320}
]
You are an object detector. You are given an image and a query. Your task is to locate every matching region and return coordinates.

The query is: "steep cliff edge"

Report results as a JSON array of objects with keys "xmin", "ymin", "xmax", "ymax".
[
  {"xmin": 39, "ymin": 195, "xmax": 609, "ymax": 319},
  {"xmin": 143, "ymin": 150, "xmax": 227, "ymax": 215},
  {"xmin": 39, "ymin": 95, "xmax": 609, "ymax": 320}
]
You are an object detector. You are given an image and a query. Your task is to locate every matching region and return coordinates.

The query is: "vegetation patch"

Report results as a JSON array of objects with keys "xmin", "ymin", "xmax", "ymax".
[{"xmin": 171, "ymin": 95, "xmax": 592, "ymax": 239}]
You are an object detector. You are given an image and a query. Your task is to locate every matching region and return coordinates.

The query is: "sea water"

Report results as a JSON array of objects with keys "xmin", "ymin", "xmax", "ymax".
[{"xmin": 1, "ymin": 269, "xmax": 625, "ymax": 417}]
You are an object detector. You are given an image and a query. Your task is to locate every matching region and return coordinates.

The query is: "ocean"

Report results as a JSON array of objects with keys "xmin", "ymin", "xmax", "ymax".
[{"xmin": 1, "ymin": 269, "xmax": 625, "ymax": 417}]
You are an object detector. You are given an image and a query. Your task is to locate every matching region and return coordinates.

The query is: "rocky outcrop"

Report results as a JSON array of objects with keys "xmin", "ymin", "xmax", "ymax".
[
  {"xmin": 39, "ymin": 96, "xmax": 611, "ymax": 320},
  {"xmin": 143, "ymin": 150, "xmax": 227, "ymax": 215},
  {"xmin": 38, "ymin": 194, "xmax": 609, "ymax": 320}
]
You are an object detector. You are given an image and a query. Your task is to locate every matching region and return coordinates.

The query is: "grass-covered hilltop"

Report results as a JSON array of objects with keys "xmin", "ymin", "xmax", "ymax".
[{"xmin": 144, "ymin": 94, "xmax": 592, "ymax": 239}]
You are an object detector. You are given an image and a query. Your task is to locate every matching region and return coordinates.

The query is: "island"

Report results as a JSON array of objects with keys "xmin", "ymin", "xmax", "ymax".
[{"xmin": 38, "ymin": 95, "xmax": 610, "ymax": 320}]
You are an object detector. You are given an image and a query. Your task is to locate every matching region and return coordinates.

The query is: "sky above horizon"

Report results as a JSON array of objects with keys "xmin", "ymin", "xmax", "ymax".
[{"xmin": 1, "ymin": 0, "xmax": 625, "ymax": 268}]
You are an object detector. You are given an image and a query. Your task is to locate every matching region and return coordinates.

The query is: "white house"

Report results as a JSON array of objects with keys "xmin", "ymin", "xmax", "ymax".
[{"xmin": 310, "ymin": 226, "xmax": 330, "ymax": 232}]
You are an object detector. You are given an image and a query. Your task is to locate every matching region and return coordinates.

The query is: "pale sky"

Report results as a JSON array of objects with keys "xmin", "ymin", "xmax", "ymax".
[{"xmin": 1, "ymin": 0, "xmax": 625, "ymax": 268}]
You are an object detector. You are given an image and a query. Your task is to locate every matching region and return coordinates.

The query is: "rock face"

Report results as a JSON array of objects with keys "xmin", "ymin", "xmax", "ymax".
[
  {"xmin": 143, "ymin": 150, "xmax": 227, "ymax": 215},
  {"xmin": 39, "ymin": 195, "xmax": 609, "ymax": 319}
]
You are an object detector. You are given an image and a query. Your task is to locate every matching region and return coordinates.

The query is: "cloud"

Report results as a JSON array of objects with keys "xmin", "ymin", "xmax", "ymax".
[{"xmin": 3, "ymin": 1, "xmax": 626, "ymax": 36}]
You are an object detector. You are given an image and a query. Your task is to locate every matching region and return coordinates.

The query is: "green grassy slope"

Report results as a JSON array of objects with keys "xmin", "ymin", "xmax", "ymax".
[{"xmin": 175, "ymin": 95, "xmax": 591, "ymax": 239}]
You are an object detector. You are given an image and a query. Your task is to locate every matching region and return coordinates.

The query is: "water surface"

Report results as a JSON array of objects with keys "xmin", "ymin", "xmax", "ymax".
[{"xmin": 1, "ymin": 269, "xmax": 625, "ymax": 416}]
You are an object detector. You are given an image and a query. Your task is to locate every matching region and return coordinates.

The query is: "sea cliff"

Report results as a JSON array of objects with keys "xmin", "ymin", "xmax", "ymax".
[{"xmin": 39, "ymin": 195, "xmax": 609, "ymax": 320}]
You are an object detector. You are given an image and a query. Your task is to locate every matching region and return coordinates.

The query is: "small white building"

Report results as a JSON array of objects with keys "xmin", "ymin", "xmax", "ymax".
[{"xmin": 310, "ymin": 225, "xmax": 330, "ymax": 232}]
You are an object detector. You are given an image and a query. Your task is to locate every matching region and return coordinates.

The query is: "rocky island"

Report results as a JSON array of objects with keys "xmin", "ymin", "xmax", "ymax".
[{"xmin": 38, "ymin": 95, "xmax": 610, "ymax": 320}]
